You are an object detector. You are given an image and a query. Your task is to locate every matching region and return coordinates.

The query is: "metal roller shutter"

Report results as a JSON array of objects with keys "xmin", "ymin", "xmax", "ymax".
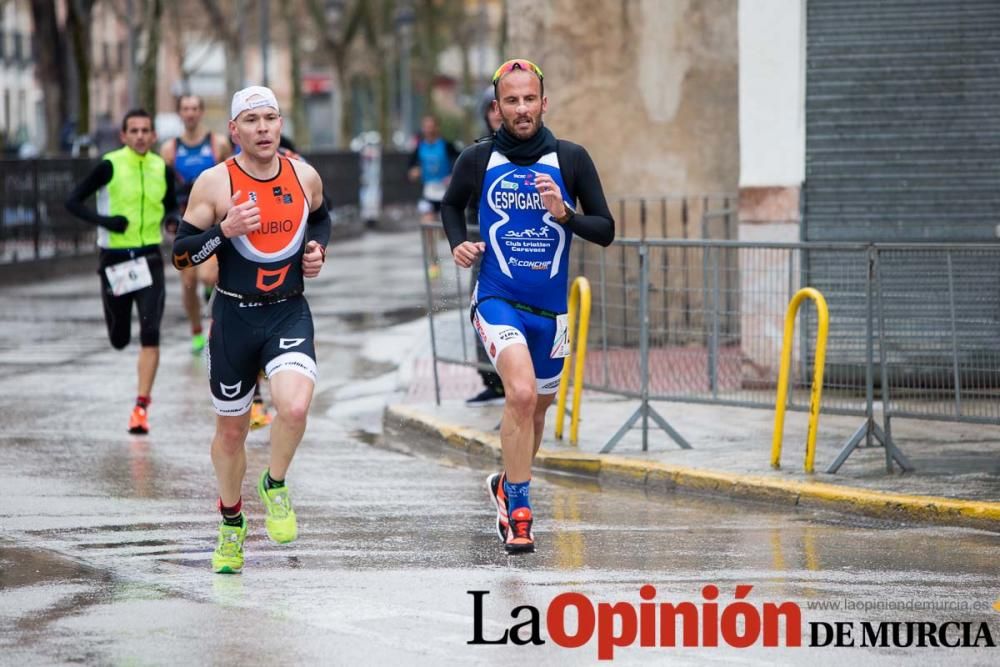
[
  {"xmin": 803, "ymin": 0, "xmax": 1000, "ymax": 390},
  {"xmin": 805, "ymin": 0, "xmax": 1000, "ymax": 242}
]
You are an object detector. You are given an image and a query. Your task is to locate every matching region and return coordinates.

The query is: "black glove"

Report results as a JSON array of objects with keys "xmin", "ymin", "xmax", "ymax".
[
  {"xmin": 163, "ymin": 213, "xmax": 181, "ymax": 236},
  {"xmin": 104, "ymin": 215, "xmax": 129, "ymax": 233}
]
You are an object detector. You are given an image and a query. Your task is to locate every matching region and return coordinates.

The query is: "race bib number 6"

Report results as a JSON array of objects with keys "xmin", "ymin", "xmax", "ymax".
[{"xmin": 104, "ymin": 256, "xmax": 153, "ymax": 296}]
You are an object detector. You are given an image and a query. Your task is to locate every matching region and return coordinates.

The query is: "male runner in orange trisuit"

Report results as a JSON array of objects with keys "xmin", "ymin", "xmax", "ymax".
[{"xmin": 172, "ymin": 86, "xmax": 330, "ymax": 573}]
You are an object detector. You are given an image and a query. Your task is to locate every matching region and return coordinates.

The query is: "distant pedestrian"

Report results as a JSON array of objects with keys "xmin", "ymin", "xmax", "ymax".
[{"xmin": 408, "ymin": 115, "xmax": 460, "ymax": 224}]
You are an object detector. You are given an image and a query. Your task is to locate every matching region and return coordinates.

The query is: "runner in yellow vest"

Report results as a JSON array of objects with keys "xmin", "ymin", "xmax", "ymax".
[{"xmin": 65, "ymin": 109, "xmax": 180, "ymax": 435}]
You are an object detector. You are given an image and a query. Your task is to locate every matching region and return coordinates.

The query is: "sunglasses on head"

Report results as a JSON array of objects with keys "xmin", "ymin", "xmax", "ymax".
[{"xmin": 491, "ymin": 59, "xmax": 544, "ymax": 85}]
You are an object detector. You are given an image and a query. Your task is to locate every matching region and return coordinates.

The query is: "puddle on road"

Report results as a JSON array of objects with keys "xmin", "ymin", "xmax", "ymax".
[
  {"xmin": 0, "ymin": 543, "xmax": 104, "ymax": 589},
  {"xmin": 351, "ymin": 357, "xmax": 396, "ymax": 380},
  {"xmin": 349, "ymin": 429, "xmax": 381, "ymax": 447},
  {"xmin": 337, "ymin": 306, "xmax": 426, "ymax": 332},
  {"xmin": 77, "ymin": 539, "xmax": 172, "ymax": 551}
]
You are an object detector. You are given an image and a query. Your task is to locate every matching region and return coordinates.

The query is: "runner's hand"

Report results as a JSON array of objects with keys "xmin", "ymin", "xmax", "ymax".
[
  {"xmin": 220, "ymin": 190, "xmax": 261, "ymax": 238},
  {"xmin": 104, "ymin": 215, "xmax": 129, "ymax": 233},
  {"xmin": 452, "ymin": 241, "xmax": 485, "ymax": 268},
  {"xmin": 303, "ymin": 240, "xmax": 325, "ymax": 278},
  {"xmin": 533, "ymin": 174, "xmax": 567, "ymax": 219},
  {"xmin": 162, "ymin": 213, "xmax": 181, "ymax": 236}
]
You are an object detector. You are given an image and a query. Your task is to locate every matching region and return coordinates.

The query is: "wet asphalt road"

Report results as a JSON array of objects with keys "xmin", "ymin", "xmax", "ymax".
[{"xmin": 1, "ymin": 230, "xmax": 998, "ymax": 665}]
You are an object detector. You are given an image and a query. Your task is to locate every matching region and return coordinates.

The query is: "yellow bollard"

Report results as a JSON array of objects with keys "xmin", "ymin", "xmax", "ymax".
[
  {"xmin": 771, "ymin": 287, "xmax": 829, "ymax": 473},
  {"xmin": 555, "ymin": 277, "xmax": 591, "ymax": 445}
]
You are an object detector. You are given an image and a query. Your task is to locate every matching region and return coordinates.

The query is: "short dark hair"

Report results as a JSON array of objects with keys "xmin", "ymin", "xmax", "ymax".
[
  {"xmin": 176, "ymin": 94, "xmax": 204, "ymax": 112},
  {"xmin": 121, "ymin": 109, "xmax": 154, "ymax": 132}
]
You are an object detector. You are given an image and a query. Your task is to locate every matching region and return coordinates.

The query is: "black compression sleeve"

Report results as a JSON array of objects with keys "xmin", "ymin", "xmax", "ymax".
[
  {"xmin": 64, "ymin": 160, "xmax": 124, "ymax": 231},
  {"xmin": 162, "ymin": 166, "xmax": 179, "ymax": 217},
  {"xmin": 440, "ymin": 148, "xmax": 479, "ymax": 250},
  {"xmin": 564, "ymin": 146, "xmax": 615, "ymax": 247},
  {"xmin": 161, "ymin": 166, "xmax": 181, "ymax": 231},
  {"xmin": 306, "ymin": 201, "xmax": 331, "ymax": 248},
  {"xmin": 171, "ymin": 221, "xmax": 228, "ymax": 270}
]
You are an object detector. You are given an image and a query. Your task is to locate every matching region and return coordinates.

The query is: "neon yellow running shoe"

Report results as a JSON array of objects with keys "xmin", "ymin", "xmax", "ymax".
[
  {"xmin": 212, "ymin": 515, "xmax": 248, "ymax": 574},
  {"xmin": 257, "ymin": 470, "xmax": 298, "ymax": 543},
  {"xmin": 191, "ymin": 332, "xmax": 207, "ymax": 354}
]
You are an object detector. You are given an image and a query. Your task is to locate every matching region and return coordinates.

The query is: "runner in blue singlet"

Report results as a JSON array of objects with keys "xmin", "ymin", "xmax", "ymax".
[
  {"xmin": 441, "ymin": 59, "xmax": 615, "ymax": 554},
  {"xmin": 161, "ymin": 94, "xmax": 232, "ymax": 356},
  {"xmin": 408, "ymin": 115, "xmax": 460, "ymax": 223}
]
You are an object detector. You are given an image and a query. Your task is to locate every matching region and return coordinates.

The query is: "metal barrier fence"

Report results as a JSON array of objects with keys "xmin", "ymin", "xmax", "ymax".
[
  {"xmin": 1, "ymin": 152, "xmax": 365, "ymax": 264},
  {"xmin": 380, "ymin": 151, "xmax": 423, "ymax": 205},
  {"xmin": 420, "ymin": 220, "xmax": 1000, "ymax": 473},
  {"xmin": 305, "ymin": 151, "xmax": 360, "ymax": 209},
  {"xmin": 609, "ymin": 195, "xmax": 734, "ymax": 240},
  {"xmin": 0, "ymin": 158, "xmax": 97, "ymax": 263}
]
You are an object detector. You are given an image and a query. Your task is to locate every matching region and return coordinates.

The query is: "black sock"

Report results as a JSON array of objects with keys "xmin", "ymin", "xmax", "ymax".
[
  {"xmin": 220, "ymin": 497, "xmax": 243, "ymax": 526},
  {"xmin": 265, "ymin": 472, "xmax": 285, "ymax": 490}
]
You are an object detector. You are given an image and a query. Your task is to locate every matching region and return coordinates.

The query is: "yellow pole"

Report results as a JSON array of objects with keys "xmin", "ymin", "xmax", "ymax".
[
  {"xmin": 569, "ymin": 278, "xmax": 591, "ymax": 445},
  {"xmin": 555, "ymin": 277, "xmax": 591, "ymax": 445},
  {"xmin": 770, "ymin": 287, "xmax": 829, "ymax": 473},
  {"xmin": 554, "ymin": 282, "xmax": 577, "ymax": 441}
]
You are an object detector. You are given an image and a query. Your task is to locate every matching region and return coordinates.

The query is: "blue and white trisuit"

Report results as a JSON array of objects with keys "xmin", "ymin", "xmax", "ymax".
[{"xmin": 472, "ymin": 149, "xmax": 573, "ymax": 394}]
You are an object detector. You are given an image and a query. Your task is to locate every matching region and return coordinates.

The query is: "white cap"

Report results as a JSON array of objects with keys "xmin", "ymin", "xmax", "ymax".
[{"xmin": 230, "ymin": 85, "xmax": 280, "ymax": 120}]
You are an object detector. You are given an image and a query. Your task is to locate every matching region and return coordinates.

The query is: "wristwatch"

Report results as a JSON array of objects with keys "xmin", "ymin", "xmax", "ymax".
[{"xmin": 555, "ymin": 202, "xmax": 576, "ymax": 225}]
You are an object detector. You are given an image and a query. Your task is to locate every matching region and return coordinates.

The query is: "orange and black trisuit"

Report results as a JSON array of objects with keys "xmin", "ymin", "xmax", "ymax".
[{"xmin": 206, "ymin": 156, "xmax": 318, "ymax": 416}]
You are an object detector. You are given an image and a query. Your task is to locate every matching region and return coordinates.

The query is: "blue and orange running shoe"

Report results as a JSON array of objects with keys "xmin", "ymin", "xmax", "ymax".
[
  {"xmin": 505, "ymin": 506, "xmax": 535, "ymax": 554},
  {"xmin": 486, "ymin": 472, "xmax": 508, "ymax": 541}
]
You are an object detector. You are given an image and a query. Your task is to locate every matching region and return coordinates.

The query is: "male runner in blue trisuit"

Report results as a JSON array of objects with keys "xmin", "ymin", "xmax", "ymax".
[
  {"xmin": 441, "ymin": 59, "xmax": 615, "ymax": 553},
  {"xmin": 161, "ymin": 94, "xmax": 232, "ymax": 355}
]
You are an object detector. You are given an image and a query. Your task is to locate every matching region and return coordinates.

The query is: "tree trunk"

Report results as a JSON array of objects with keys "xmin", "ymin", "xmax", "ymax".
[
  {"xmin": 281, "ymin": 0, "xmax": 308, "ymax": 148},
  {"xmin": 66, "ymin": 1, "xmax": 94, "ymax": 136},
  {"xmin": 198, "ymin": 0, "xmax": 243, "ymax": 94},
  {"xmin": 335, "ymin": 57, "xmax": 351, "ymax": 148},
  {"xmin": 377, "ymin": 49, "xmax": 391, "ymax": 146},
  {"xmin": 458, "ymin": 30, "xmax": 473, "ymax": 141},
  {"xmin": 139, "ymin": 0, "xmax": 163, "ymax": 113},
  {"xmin": 29, "ymin": 0, "xmax": 68, "ymax": 153},
  {"xmin": 166, "ymin": 1, "xmax": 188, "ymax": 93},
  {"xmin": 379, "ymin": 1, "xmax": 394, "ymax": 147}
]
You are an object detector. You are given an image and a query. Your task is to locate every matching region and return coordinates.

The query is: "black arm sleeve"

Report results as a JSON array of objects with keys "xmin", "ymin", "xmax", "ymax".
[
  {"xmin": 564, "ymin": 145, "xmax": 615, "ymax": 247},
  {"xmin": 440, "ymin": 148, "xmax": 480, "ymax": 250},
  {"xmin": 446, "ymin": 141, "xmax": 461, "ymax": 166},
  {"xmin": 407, "ymin": 145, "xmax": 420, "ymax": 170},
  {"xmin": 163, "ymin": 166, "xmax": 179, "ymax": 218},
  {"xmin": 161, "ymin": 166, "xmax": 181, "ymax": 232},
  {"xmin": 64, "ymin": 160, "xmax": 126, "ymax": 232},
  {"xmin": 171, "ymin": 221, "xmax": 229, "ymax": 270},
  {"xmin": 306, "ymin": 201, "xmax": 331, "ymax": 248}
]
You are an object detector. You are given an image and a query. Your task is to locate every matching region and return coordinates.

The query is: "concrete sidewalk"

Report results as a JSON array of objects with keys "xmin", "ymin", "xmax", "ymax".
[{"xmin": 382, "ymin": 311, "xmax": 1000, "ymax": 532}]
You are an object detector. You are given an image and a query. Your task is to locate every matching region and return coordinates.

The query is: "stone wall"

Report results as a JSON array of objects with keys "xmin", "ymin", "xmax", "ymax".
[{"xmin": 505, "ymin": 0, "xmax": 739, "ymax": 237}]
